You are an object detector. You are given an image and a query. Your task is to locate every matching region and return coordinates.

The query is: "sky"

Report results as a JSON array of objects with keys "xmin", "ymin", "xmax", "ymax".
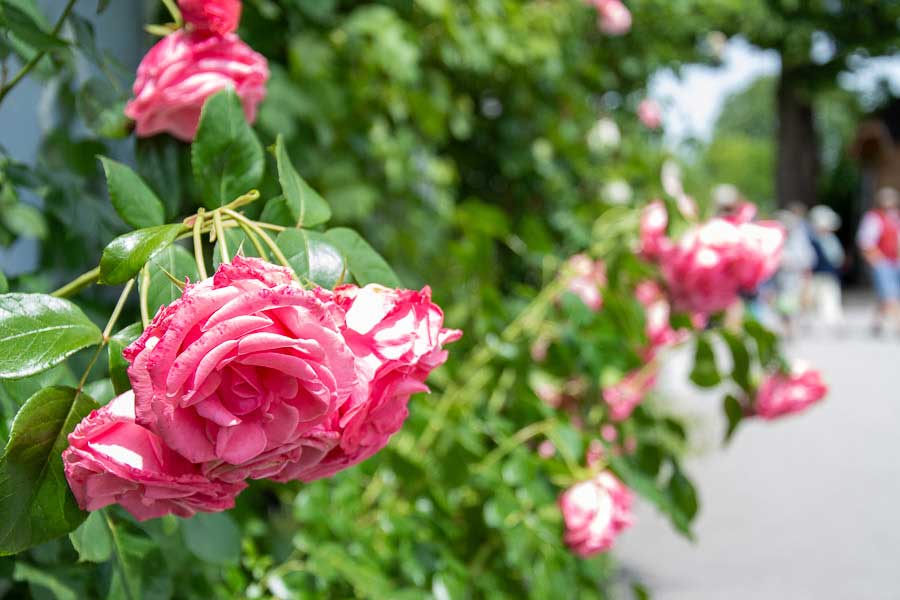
[{"xmin": 650, "ymin": 37, "xmax": 900, "ymax": 147}]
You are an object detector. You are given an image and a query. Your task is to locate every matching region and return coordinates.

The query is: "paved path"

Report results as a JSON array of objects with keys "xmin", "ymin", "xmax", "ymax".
[{"xmin": 615, "ymin": 298, "xmax": 900, "ymax": 599}]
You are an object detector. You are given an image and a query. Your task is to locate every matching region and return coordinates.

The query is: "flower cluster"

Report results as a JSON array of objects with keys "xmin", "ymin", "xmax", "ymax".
[
  {"xmin": 640, "ymin": 200, "xmax": 785, "ymax": 315},
  {"xmin": 63, "ymin": 257, "xmax": 460, "ymax": 520},
  {"xmin": 125, "ymin": 0, "xmax": 268, "ymax": 141},
  {"xmin": 559, "ymin": 472, "xmax": 634, "ymax": 556},
  {"xmin": 755, "ymin": 364, "xmax": 827, "ymax": 420}
]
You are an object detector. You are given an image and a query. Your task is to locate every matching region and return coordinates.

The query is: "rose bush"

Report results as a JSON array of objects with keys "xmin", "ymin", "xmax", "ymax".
[{"xmin": 0, "ymin": 1, "xmax": 831, "ymax": 598}]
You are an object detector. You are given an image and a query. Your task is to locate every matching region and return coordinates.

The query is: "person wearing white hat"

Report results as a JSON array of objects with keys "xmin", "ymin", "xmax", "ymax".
[{"xmin": 808, "ymin": 205, "xmax": 845, "ymax": 331}]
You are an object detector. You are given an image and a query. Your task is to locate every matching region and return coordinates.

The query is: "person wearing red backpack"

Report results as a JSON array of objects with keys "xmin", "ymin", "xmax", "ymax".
[{"xmin": 857, "ymin": 187, "xmax": 900, "ymax": 335}]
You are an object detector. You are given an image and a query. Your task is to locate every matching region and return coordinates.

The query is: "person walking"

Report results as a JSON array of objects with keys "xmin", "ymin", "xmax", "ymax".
[
  {"xmin": 808, "ymin": 205, "xmax": 845, "ymax": 331},
  {"xmin": 775, "ymin": 206, "xmax": 815, "ymax": 337},
  {"xmin": 856, "ymin": 187, "xmax": 900, "ymax": 335}
]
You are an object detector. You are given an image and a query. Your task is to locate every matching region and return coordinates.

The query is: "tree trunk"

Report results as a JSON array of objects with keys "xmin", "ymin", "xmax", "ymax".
[{"xmin": 776, "ymin": 68, "xmax": 819, "ymax": 209}]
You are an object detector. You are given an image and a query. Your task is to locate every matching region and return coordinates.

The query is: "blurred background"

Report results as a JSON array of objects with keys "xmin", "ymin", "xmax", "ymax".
[{"xmin": 1, "ymin": 1, "xmax": 898, "ymax": 598}]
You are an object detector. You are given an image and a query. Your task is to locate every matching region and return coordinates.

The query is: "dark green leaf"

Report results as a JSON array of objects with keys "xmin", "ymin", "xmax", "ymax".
[
  {"xmin": 608, "ymin": 454, "xmax": 694, "ymax": 539},
  {"xmin": 723, "ymin": 394, "xmax": 744, "ymax": 443},
  {"xmin": 144, "ymin": 245, "xmax": 198, "ymax": 313},
  {"xmin": 0, "ymin": 294, "xmax": 102, "ymax": 378},
  {"xmin": 324, "ymin": 227, "xmax": 399, "ymax": 287},
  {"xmin": 689, "ymin": 335, "xmax": 720, "ymax": 388},
  {"xmin": 0, "ymin": 387, "xmax": 98, "ymax": 555},
  {"xmin": 69, "ymin": 510, "xmax": 112, "ymax": 562},
  {"xmin": 108, "ymin": 323, "xmax": 142, "ymax": 396},
  {"xmin": 667, "ymin": 469, "xmax": 699, "ymax": 525},
  {"xmin": 721, "ymin": 331, "xmax": 751, "ymax": 391},
  {"xmin": 191, "ymin": 89, "xmax": 264, "ymax": 208},
  {"xmin": 259, "ymin": 195, "xmax": 293, "ymax": 227},
  {"xmin": 275, "ymin": 135, "xmax": 331, "ymax": 227},
  {"xmin": 12, "ymin": 561, "xmax": 78, "ymax": 600},
  {"xmin": 136, "ymin": 136, "xmax": 185, "ymax": 219},
  {"xmin": 0, "ymin": 0, "xmax": 67, "ymax": 51},
  {"xmin": 99, "ymin": 224, "xmax": 185, "ymax": 285},
  {"xmin": 0, "ymin": 271, "xmax": 7, "ymax": 294},
  {"xmin": 83, "ymin": 378, "xmax": 114, "ymax": 405},
  {"xmin": 99, "ymin": 157, "xmax": 165, "ymax": 229},
  {"xmin": 181, "ymin": 512, "xmax": 241, "ymax": 565},
  {"xmin": 744, "ymin": 318, "xmax": 778, "ymax": 367},
  {"xmin": 276, "ymin": 229, "xmax": 345, "ymax": 288}
]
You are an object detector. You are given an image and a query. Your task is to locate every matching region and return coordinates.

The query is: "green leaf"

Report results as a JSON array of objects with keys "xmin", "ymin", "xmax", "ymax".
[
  {"xmin": 0, "ymin": 0, "xmax": 67, "ymax": 52},
  {"xmin": 99, "ymin": 224, "xmax": 185, "ymax": 285},
  {"xmin": 192, "ymin": 89, "xmax": 264, "ymax": 208},
  {"xmin": 259, "ymin": 195, "xmax": 294, "ymax": 227},
  {"xmin": 721, "ymin": 331, "xmax": 751, "ymax": 391},
  {"xmin": 99, "ymin": 157, "xmax": 166, "ymax": 229},
  {"xmin": 181, "ymin": 512, "xmax": 241, "ymax": 565},
  {"xmin": 274, "ymin": 135, "xmax": 331, "ymax": 227},
  {"xmin": 0, "ymin": 271, "xmax": 7, "ymax": 294},
  {"xmin": 667, "ymin": 469, "xmax": 699, "ymax": 525},
  {"xmin": 0, "ymin": 386, "xmax": 99, "ymax": 555},
  {"xmin": 108, "ymin": 323, "xmax": 142, "ymax": 396},
  {"xmin": 723, "ymin": 394, "xmax": 744, "ymax": 443},
  {"xmin": 83, "ymin": 378, "xmax": 114, "ymax": 405},
  {"xmin": 744, "ymin": 318, "xmax": 778, "ymax": 368},
  {"xmin": 1, "ymin": 201, "xmax": 47, "ymax": 239},
  {"xmin": 324, "ymin": 228, "xmax": 399, "ymax": 287},
  {"xmin": 689, "ymin": 335, "xmax": 720, "ymax": 388},
  {"xmin": 135, "ymin": 135, "xmax": 186, "ymax": 219},
  {"xmin": 69, "ymin": 510, "xmax": 112, "ymax": 562},
  {"xmin": 12, "ymin": 561, "xmax": 78, "ymax": 600},
  {"xmin": 608, "ymin": 454, "xmax": 694, "ymax": 539},
  {"xmin": 276, "ymin": 229, "xmax": 345, "ymax": 288},
  {"xmin": 143, "ymin": 245, "xmax": 198, "ymax": 313},
  {"xmin": 0, "ymin": 294, "xmax": 102, "ymax": 379},
  {"xmin": 107, "ymin": 519, "xmax": 172, "ymax": 600}
]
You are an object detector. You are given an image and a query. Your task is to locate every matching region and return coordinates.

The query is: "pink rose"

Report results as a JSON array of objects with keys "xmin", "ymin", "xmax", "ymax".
[
  {"xmin": 639, "ymin": 201, "xmax": 671, "ymax": 260},
  {"xmin": 603, "ymin": 367, "xmax": 656, "ymax": 421},
  {"xmin": 591, "ymin": 0, "xmax": 632, "ymax": 35},
  {"xmin": 637, "ymin": 99, "xmax": 662, "ymax": 129},
  {"xmin": 564, "ymin": 254, "xmax": 606, "ymax": 312},
  {"xmin": 634, "ymin": 280, "xmax": 686, "ymax": 351},
  {"xmin": 648, "ymin": 205, "xmax": 785, "ymax": 315},
  {"xmin": 585, "ymin": 439, "xmax": 605, "ymax": 468},
  {"xmin": 125, "ymin": 257, "xmax": 357, "ymax": 483},
  {"xmin": 62, "ymin": 392, "xmax": 245, "ymax": 521},
  {"xmin": 125, "ymin": 30, "xmax": 268, "ymax": 142},
  {"xmin": 275, "ymin": 284, "xmax": 462, "ymax": 482},
  {"xmin": 560, "ymin": 472, "xmax": 633, "ymax": 557},
  {"xmin": 179, "ymin": 0, "xmax": 242, "ymax": 35},
  {"xmin": 755, "ymin": 365, "xmax": 827, "ymax": 420}
]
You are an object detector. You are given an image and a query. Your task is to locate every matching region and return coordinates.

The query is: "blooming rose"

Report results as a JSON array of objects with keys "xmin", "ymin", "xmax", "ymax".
[
  {"xmin": 603, "ymin": 366, "xmax": 656, "ymax": 421},
  {"xmin": 274, "ymin": 284, "xmax": 462, "ymax": 482},
  {"xmin": 560, "ymin": 472, "xmax": 634, "ymax": 557},
  {"xmin": 589, "ymin": 0, "xmax": 632, "ymax": 36},
  {"xmin": 639, "ymin": 200, "xmax": 671, "ymax": 260},
  {"xmin": 634, "ymin": 280, "xmax": 686, "ymax": 352},
  {"xmin": 643, "ymin": 203, "xmax": 785, "ymax": 315},
  {"xmin": 179, "ymin": 0, "xmax": 241, "ymax": 35},
  {"xmin": 125, "ymin": 256, "xmax": 357, "ymax": 483},
  {"xmin": 637, "ymin": 99, "xmax": 663, "ymax": 129},
  {"xmin": 63, "ymin": 392, "xmax": 245, "ymax": 520},
  {"xmin": 125, "ymin": 30, "xmax": 268, "ymax": 142},
  {"xmin": 563, "ymin": 254, "xmax": 607, "ymax": 312},
  {"xmin": 755, "ymin": 364, "xmax": 827, "ymax": 420}
]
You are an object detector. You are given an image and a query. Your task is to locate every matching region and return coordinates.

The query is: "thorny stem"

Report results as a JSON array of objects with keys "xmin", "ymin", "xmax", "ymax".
[{"xmin": 0, "ymin": 0, "xmax": 78, "ymax": 106}]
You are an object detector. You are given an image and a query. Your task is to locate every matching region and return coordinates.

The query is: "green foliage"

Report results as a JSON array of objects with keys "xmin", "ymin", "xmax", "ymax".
[
  {"xmin": 192, "ymin": 89, "xmax": 265, "ymax": 208},
  {"xmin": 0, "ymin": 294, "xmax": 102, "ymax": 379},
  {"xmin": 274, "ymin": 135, "xmax": 332, "ymax": 228},
  {"xmin": 0, "ymin": 387, "xmax": 98, "ymax": 555},
  {"xmin": 99, "ymin": 224, "xmax": 185, "ymax": 285},
  {"xmin": 276, "ymin": 229, "xmax": 345, "ymax": 288},
  {"xmin": 100, "ymin": 157, "xmax": 166, "ymax": 230}
]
